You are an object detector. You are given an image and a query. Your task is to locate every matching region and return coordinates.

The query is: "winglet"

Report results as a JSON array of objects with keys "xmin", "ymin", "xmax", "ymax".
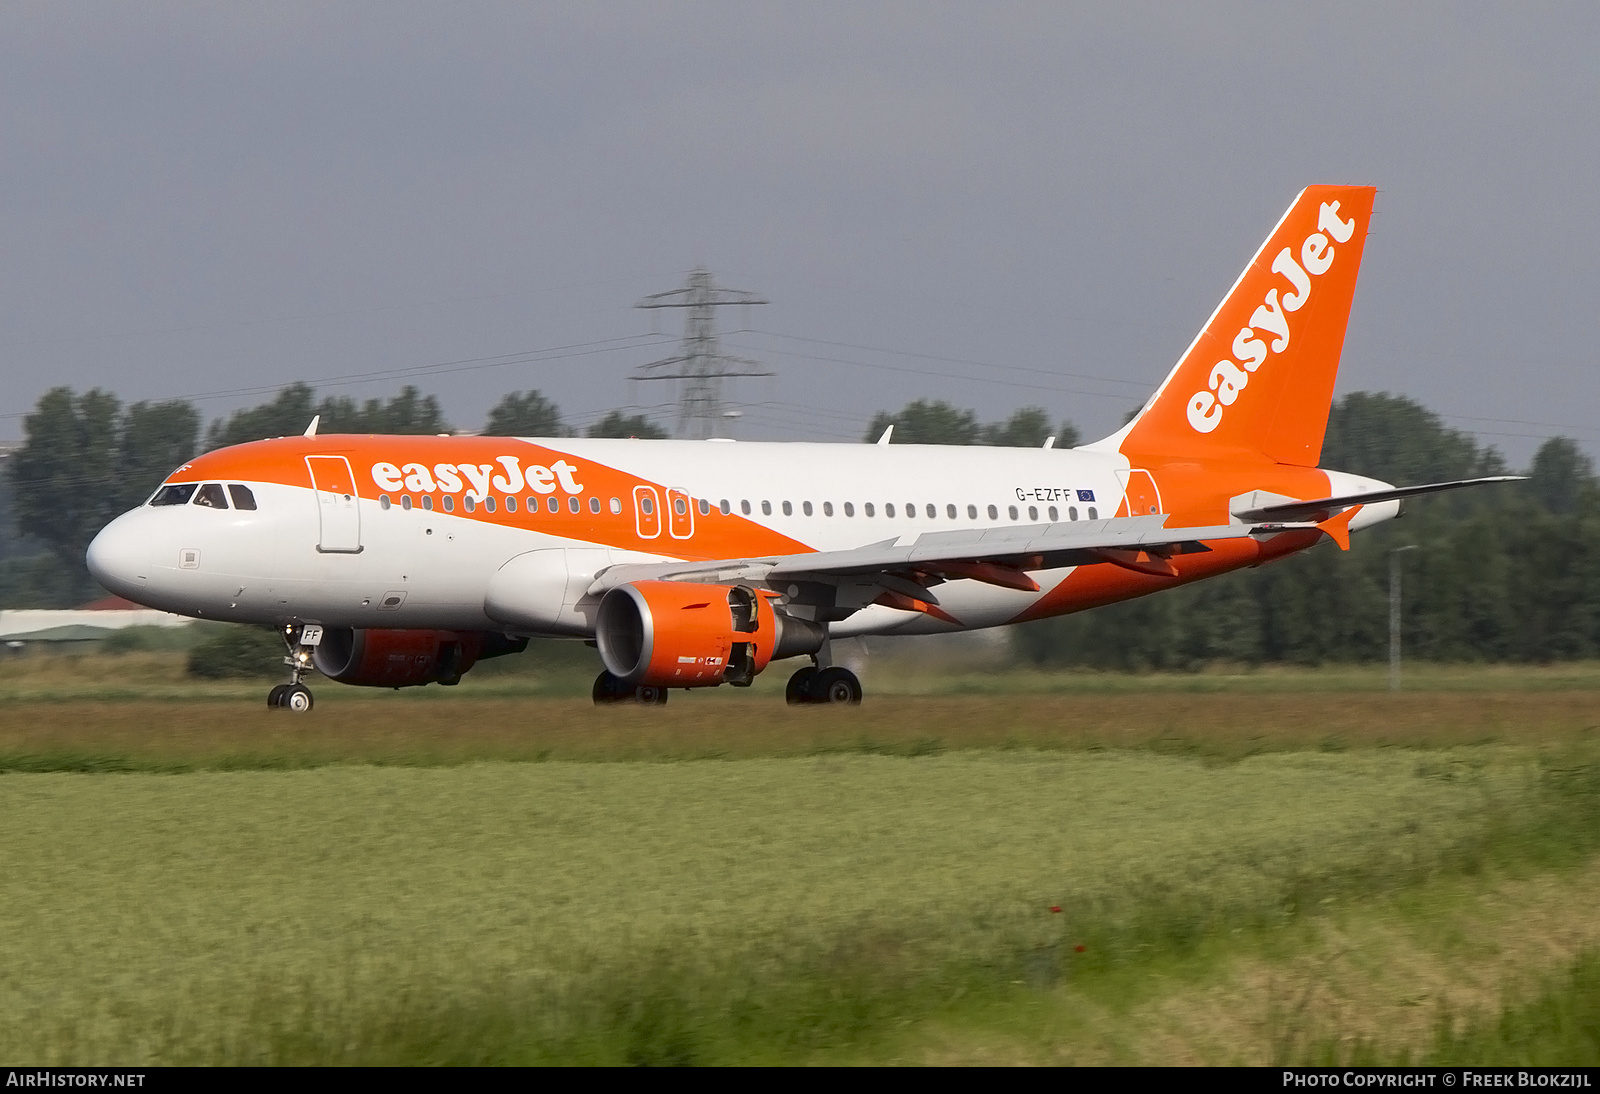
[
  {"xmin": 876, "ymin": 425, "xmax": 893, "ymax": 445},
  {"xmin": 303, "ymin": 415, "xmax": 320, "ymax": 438},
  {"xmin": 1316, "ymin": 505, "xmax": 1362, "ymax": 551}
]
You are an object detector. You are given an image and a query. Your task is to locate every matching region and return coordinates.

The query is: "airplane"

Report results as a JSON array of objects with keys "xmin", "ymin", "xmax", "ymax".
[{"xmin": 85, "ymin": 185, "xmax": 1517, "ymax": 711}]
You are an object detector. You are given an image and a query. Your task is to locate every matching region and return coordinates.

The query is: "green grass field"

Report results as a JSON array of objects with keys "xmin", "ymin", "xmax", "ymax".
[{"xmin": 2, "ymin": 647, "xmax": 1599, "ymax": 1064}]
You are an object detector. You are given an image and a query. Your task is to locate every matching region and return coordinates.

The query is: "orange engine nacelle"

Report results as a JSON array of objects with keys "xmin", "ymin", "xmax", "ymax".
[
  {"xmin": 311, "ymin": 628, "xmax": 523, "ymax": 688},
  {"xmin": 596, "ymin": 581, "xmax": 812, "ymax": 689}
]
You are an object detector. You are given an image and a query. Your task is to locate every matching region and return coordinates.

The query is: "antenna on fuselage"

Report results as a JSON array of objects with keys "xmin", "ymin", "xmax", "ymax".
[
  {"xmin": 876, "ymin": 424, "xmax": 893, "ymax": 445},
  {"xmin": 1043, "ymin": 435, "xmax": 1056, "ymax": 449},
  {"xmin": 303, "ymin": 415, "xmax": 320, "ymax": 438}
]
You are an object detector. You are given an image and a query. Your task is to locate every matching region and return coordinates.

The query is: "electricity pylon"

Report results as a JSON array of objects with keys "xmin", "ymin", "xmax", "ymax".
[{"xmin": 632, "ymin": 268, "xmax": 771, "ymax": 439}]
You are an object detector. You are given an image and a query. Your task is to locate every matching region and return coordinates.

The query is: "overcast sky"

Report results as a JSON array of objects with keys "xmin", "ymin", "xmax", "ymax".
[{"xmin": 1, "ymin": 2, "xmax": 1595, "ymax": 466}]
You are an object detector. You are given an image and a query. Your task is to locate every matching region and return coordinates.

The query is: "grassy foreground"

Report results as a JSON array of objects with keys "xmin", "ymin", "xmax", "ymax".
[
  {"xmin": 0, "ymin": 741, "xmax": 1597, "ymax": 1063},
  {"xmin": 2, "ymin": 650, "xmax": 1599, "ymax": 1064}
]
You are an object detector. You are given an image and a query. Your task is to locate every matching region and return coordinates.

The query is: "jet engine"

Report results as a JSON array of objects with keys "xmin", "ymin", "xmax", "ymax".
[
  {"xmin": 595, "ymin": 581, "xmax": 824, "ymax": 689},
  {"xmin": 311, "ymin": 627, "xmax": 527, "ymax": 688}
]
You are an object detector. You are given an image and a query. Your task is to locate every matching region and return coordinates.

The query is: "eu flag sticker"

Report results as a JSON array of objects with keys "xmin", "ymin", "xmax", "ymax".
[{"xmin": 1077, "ymin": 489, "xmax": 1095, "ymax": 502}]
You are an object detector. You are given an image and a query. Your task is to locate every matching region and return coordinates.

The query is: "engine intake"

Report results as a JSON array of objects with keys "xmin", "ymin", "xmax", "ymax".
[
  {"xmin": 595, "ymin": 581, "xmax": 823, "ymax": 689},
  {"xmin": 312, "ymin": 628, "xmax": 526, "ymax": 688}
]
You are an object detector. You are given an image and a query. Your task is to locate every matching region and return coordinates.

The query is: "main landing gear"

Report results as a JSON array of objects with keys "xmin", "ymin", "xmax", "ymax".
[
  {"xmin": 268, "ymin": 624, "xmax": 321, "ymax": 712},
  {"xmin": 785, "ymin": 665, "xmax": 863, "ymax": 705},
  {"xmin": 592, "ymin": 671, "xmax": 669, "ymax": 706},
  {"xmin": 588, "ymin": 663, "xmax": 864, "ymax": 707}
]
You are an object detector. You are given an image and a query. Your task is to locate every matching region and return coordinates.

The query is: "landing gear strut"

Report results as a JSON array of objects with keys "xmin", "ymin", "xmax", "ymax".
[
  {"xmin": 591, "ymin": 671, "xmax": 669, "ymax": 706},
  {"xmin": 268, "ymin": 624, "xmax": 321, "ymax": 712},
  {"xmin": 785, "ymin": 665, "xmax": 862, "ymax": 705}
]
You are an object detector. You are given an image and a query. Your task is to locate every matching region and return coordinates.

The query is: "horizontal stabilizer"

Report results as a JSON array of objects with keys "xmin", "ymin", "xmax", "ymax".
[{"xmin": 1232, "ymin": 476, "xmax": 1524, "ymax": 523}]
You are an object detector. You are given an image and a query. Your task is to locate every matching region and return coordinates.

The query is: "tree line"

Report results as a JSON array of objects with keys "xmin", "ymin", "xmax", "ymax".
[{"xmin": 3, "ymin": 384, "xmax": 1596, "ymax": 668}]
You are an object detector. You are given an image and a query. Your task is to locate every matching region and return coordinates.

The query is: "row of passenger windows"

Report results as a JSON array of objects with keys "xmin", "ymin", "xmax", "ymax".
[
  {"xmin": 150, "ymin": 482, "xmax": 258, "ymax": 510},
  {"xmin": 373, "ymin": 492, "xmax": 1097, "ymax": 524},
  {"xmin": 376, "ymin": 494, "xmax": 714, "ymax": 515},
  {"xmin": 722, "ymin": 499, "xmax": 1098, "ymax": 522}
]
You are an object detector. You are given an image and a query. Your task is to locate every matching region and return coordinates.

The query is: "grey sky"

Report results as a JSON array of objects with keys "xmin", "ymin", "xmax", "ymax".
[{"xmin": 1, "ymin": 2, "xmax": 1595, "ymax": 466}]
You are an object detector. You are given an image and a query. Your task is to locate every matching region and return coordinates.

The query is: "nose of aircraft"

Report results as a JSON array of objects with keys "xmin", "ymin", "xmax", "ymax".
[{"xmin": 86, "ymin": 511, "xmax": 152, "ymax": 601}]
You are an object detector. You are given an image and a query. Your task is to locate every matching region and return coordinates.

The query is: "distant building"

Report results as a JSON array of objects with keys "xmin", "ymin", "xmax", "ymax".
[{"xmin": 0, "ymin": 595, "xmax": 193, "ymax": 649}]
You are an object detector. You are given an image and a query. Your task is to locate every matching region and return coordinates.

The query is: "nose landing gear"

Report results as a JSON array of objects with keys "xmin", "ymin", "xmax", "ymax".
[
  {"xmin": 267, "ymin": 683, "xmax": 315, "ymax": 712},
  {"xmin": 268, "ymin": 624, "xmax": 322, "ymax": 712}
]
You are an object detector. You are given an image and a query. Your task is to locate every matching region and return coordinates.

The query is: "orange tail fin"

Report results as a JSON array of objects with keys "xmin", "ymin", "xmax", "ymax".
[{"xmin": 1099, "ymin": 185, "xmax": 1377, "ymax": 467}]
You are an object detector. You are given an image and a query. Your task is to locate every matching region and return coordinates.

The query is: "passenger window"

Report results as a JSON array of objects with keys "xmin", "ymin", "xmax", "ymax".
[
  {"xmin": 721, "ymin": 499, "xmax": 732, "ymax": 515},
  {"xmin": 987, "ymin": 504, "xmax": 998, "ymax": 520},
  {"xmin": 967, "ymin": 504, "xmax": 977, "ymax": 519},
  {"xmin": 549, "ymin": 497, "xmax": 560, "ymax": 513},
  {"xmin": 946, "ymin": 504, "xmax": 957, "ymax": 519},
  {"xmin": 442, "ymin": 496, "xmax": 454, "ymax": 513},
  {"xmin": 760, "ymin": 500, "xmax": 771, "ymax": 516},
  {"xmin": 464, "ymin": 496, "xmax": 477, "ymax": 513},
  {"xmin": 926, "ymin": 504, "xmax": 937, "ymax": 519},
  {"xmin": 402, "ymin": 496, "xmax": 413, "ymax": 511},
  {"xmin": 610, "ymin": 497, "xmax": 622, "ymax": 515},
  {"xmin": 674, "ymin": 497, "xmax": 687, "ymax": 516},
  {"xmin": 887, "ymin": 503, "xmax": 897, "ymax": 518},
  {"xmin": 699, "ymin": 499, "xmax": 710, "ymax": 516},
  {"xmin": 150, "ymin": 483, "xmax": 197, "ymax": 506},
  {"xmin": 194, "ymin": 483, "xmax": 229, "ymax": 509},
  {"xmin": 1028, "ymin": 505, "xmax": 1038, "ymax": 521},
  {"xmin": 423, "ymin": 495, "xmax": 434, "ymax": 512},
  {"xmin": 822, "ymin": 502, "xmax": 833, "ymax": 516},
  {"xmin": 843, "ymin": 502, "xmax": 853, "ymax": 517},
  {"xmin": 568, "ymin": 497, "xmax": 580, "ymax": 513},
  {"xmin": 589, "ymin": 497, "xmax": 601, "ymax": 513},
  {"xmin": 741, "ymin": 500, "xmax": 751, "ymax": 515},
  {"xmin": 864, "ymin": 502, "xmax": 875, "ymax": 517},
  {"xmin": 640, "ymin": 495, "xmax": 654, "ymax": 515},
  {"xmin": 905, "ymin": 503, "xmax": 915, "ymax": 519},
  {"xmin": 379, "ymin": 495, "xmax": 392, "ymax": 511},
  {"xmin": 802, "ymin": 501, "xmax": 812, "ymax": 516},
  {"xmin": 1088, "ymin": 506, "xmax": 1099, "ymax": 520},
  {"xmin": 1048, "ymin": 506, "xmax": 1058, "ymax": 521},
  {"xmin": 505, "ymin": 497, "xmax": 517, "ymax": 513},
  {"xmin": 227, "ymin": 484, "xmax": 257, "ymax": 510},
  {"xmin": 1008, "ymin": 505, "xmax": 1018, "ymax": 520},
  {"xmin": 1068, "ymin": 506, "xmax": 1078, "ymax": 521},
  {"xmin": 782, "ymin": 501, "xmax": 792, "ymax": 516},
  {"xmin": 484, "ymin": 497, "xmax": 497, "ymax": 513}
]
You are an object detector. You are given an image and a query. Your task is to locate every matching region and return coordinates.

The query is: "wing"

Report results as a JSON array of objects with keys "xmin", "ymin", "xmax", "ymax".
[{"xmin": 588, "ymin": 514, "xmax": 1315, "ymax": 618}]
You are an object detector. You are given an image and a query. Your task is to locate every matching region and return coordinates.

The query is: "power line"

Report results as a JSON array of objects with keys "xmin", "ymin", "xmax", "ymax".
[
  {"xmin": 741, "ymin": 328, "xmax": 1151, "ymax": 390},
  {"xmin": 725, "ymin": 339, "xmax": 1145, "ymax": 405}
]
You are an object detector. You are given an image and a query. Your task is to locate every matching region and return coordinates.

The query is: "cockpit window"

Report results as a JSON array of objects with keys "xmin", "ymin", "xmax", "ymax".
[
  {"xmin": 150, "ymin": 483, "xmax": 197, "ymax": 507},
  {"xmin": 227, "ymin": 484, "xmax": 257, "ymax": 510},
  {"xmin": 194, "ymin": 483, "xmax": 229, "ymax": 509}
]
